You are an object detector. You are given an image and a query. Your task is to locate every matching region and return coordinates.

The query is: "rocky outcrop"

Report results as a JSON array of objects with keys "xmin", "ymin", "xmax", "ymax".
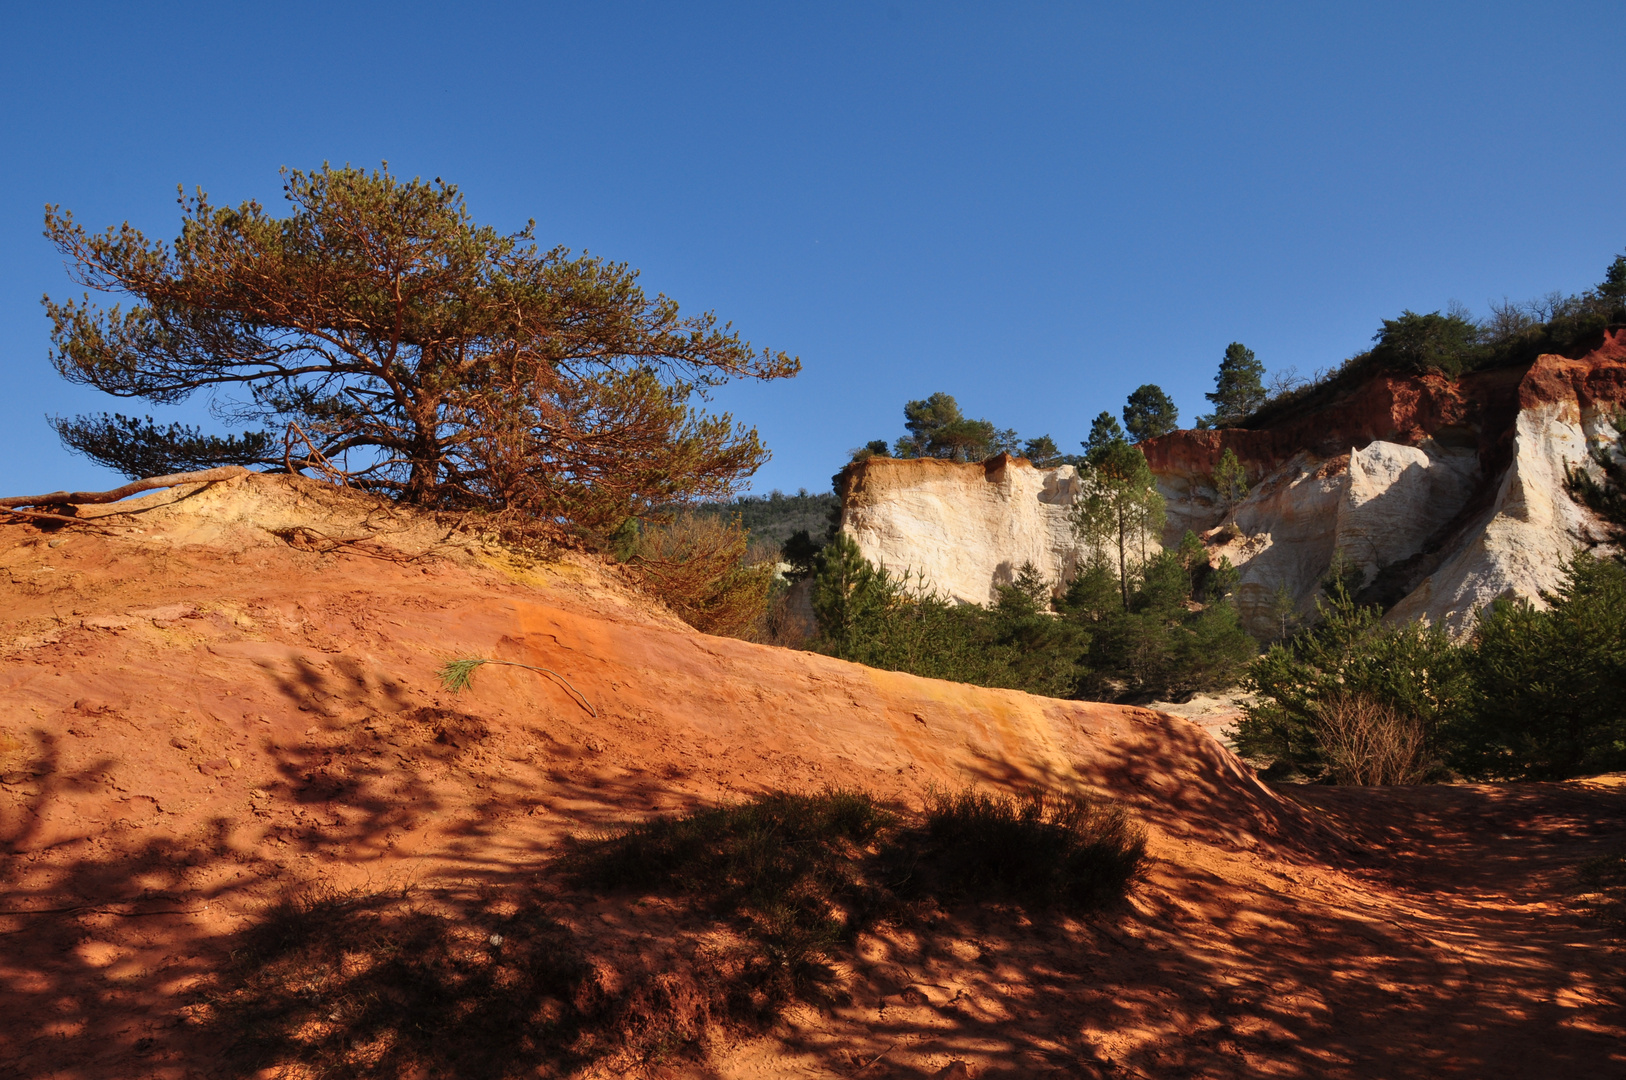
[
  {"xmin": 836, "ymin": 454, "xmax": 1086, "ymax": 603},
  {"xmin": 838, "ymin": 331, "xmax": 1626, "ymax": 636}
]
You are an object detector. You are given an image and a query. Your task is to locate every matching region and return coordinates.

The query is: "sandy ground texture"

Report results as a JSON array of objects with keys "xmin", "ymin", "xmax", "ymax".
[{"xmin": 1, "ymin": 473, "xmax": 1622, "ymax": 1079}]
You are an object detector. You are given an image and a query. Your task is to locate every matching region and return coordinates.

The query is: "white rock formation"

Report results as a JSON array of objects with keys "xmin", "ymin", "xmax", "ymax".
[
  {"xmin": 837, "ymin": 340, "xmax": 1625, "ymax": 638},
  {"xmin": 838, "ymin": 456, "xmax": 1088, "ymax": 604},
  {"xmin": 1386, "ymin": 401, "xmax": 1617, "ymax": 633}
]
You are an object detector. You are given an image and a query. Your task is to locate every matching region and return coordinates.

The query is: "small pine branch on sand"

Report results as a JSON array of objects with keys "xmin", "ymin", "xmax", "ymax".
[{"xmin": 436, "ymin": 656, "xmax": 598, "ymax": 717}]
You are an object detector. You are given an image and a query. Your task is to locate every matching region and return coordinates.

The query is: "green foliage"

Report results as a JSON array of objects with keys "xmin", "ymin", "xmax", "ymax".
[
  {"xmin": 44, "ymin": 164, "xmax": 795, "ymax": 524},
  {"xmin": 48, "ymin": 412, "xmax": 274, "ymax": 477},
  {"xmin": 1021, "ymin": 434, "xmax": 1063, "ymax": 467},
  {"xmin": 1198, "ymin": 343, "xmax": 1266, "ymax": 428},
  {"xmin": 1602, "ymin": 253, "xmax": 1626, "ymax": 303},
  {"xmin": 1265, "ymin": 583, "xmax": 1301, "ymax": 643},
  {"xmin": 1211, "ymin": 447, "xmax": 1249, "ymax": 516},
  {"xmin": 807, "ymin": 528, "xmax": 1253, "ymax": 703},
  {"xmin": 1082, "ymin": 411, "xmax": 1127, "ymax": 463},
  {"xmin": 1206, "ymin": 555, "xmax": 1240, "ymax": 603},
  {"xmin": 685, "ymin": 488, "xmax": 840, "ymax": 547},
  {"xmin": 1239, "ymin": 248, "xmax": 1626, "ymax": 432},
  {"xmin": 1369, "ymin": 309, "xmax": 1485, "ymax": 376},
  {"xmin": 1236, "ymin": 551, "xmax": 1626, "ymax": 785},
  {"xmin": 1458, "ymin": 554, "xmax": 1626, "ymax": 780},
  {"xmin": 849, "ymin": 439, "xmax": 893, "ymax": 462},
  {"xmin": 1122, "ymin": 384, "xmax": 1179, "ymax": 442},
  {"xmin": 1065, "ymin": 550, "xmax": 1257, "ymax": 699},
  {"xmin": 1073, "ymin": 437, "xmax": 1166, "ymax": 608},
  {"xmin": 1174, "ymin": 530, "xmax": 1207, "ymax": 574},
  {"xmin": 1233, "ymin": 581, "xmax": 1471, "ymax": 779},
  {"xmin": 891, "ymin": 392, "xmax": 1007, "ymax": 462},
  {"xmin": 809, "ymin": 538, "xmax": 1090, "ymax": 697}
]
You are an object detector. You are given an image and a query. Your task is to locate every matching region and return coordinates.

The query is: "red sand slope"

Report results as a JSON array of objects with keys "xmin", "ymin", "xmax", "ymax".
[{"xmin": 1, "ymin": 474, "xmax": 1621, "ymax": 1078}]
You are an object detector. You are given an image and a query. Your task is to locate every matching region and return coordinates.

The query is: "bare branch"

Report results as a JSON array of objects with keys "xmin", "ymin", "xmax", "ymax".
[{"xmin": 0, "ymin": 466, "xmax": 251, "ymax": 509}]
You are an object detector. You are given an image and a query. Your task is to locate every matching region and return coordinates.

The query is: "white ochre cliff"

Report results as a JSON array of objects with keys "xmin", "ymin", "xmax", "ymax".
[
  {"xmin": 838, "ymin": 455, "xmax": 1087, "ymax": 604},
  {"xmin": 838, "ymin": 334, "xmax": 1626, "ymax": 637}
]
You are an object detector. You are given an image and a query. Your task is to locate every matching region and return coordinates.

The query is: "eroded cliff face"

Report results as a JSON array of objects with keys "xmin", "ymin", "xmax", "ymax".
[
  {"xmin": 837, "ymin": 455, "xmax": 1086, "ymax": 603},
  {"xmin": 839, "ymin": 331, "xmax": 1626, "ymax": 636}
]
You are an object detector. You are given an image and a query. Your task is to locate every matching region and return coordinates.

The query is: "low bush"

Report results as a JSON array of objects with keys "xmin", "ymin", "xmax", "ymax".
[
  {"xmin": 901, "ymin": 788, "xmax": 1146, "ymax": 908},
  {"xmin": 618, "ymin": 512, "xmax": 777, "ymax": 639},
  {"xmin": 200, "ymin": 889, "xmax": 624, "ymax": 1079},
  {"xmin": 1310, "ymin": 693, "xmax": 1430, "ymax": 786}
]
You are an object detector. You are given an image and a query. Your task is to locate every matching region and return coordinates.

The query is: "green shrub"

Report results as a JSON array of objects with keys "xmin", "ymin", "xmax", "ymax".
[
  {"xmin": 1233, "ymin": 580, "xmax": 1470, "ymax": 780},
  {"xmin": 1456, "ymin": 554, "xmax": 1626, "ymax": 780},
  {"xmin": 809, "ymin": 537, "xmax": 1092, "ymax": 695},
  {"xmin": 809, "ymin": 532, "xmax": 1254, "ymax": 702},
  {"xmin": 1368, "ymin": 309, "xmax": 1485, "ymax": 376}
]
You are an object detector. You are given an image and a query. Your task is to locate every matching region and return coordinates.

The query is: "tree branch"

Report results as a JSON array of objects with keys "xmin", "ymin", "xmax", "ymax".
[{"xmin": 0, "ymin": 466, "xmax": 251, "ymax": 510}]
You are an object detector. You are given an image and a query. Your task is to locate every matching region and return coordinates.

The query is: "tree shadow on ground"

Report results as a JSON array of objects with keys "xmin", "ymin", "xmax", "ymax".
[{"xmin": 4, "ymin": 696, "xmax": 1625, "ymax": 1079}]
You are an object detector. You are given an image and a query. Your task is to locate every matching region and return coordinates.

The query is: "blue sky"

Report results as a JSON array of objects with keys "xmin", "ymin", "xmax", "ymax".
[{"xmin": 2, "ymin": 2, "xmax": 1622, "ymax": 498}]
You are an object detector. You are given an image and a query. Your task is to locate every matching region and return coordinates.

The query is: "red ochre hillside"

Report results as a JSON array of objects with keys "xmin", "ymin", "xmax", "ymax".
[{"xmin": 2, "ymin": 473, "xmax": 1622, "ymax": 1078}]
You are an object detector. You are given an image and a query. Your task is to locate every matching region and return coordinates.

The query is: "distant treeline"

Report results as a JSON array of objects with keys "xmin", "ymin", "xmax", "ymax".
[{"xmin": 682, "ymin": 489, "xmax": 840, "ymax": 547}]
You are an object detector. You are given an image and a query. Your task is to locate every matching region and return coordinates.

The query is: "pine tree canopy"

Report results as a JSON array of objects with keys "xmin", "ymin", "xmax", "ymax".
[
  {"xmin": 1201, "ymin": 342, "xmax": 1266, "ymax": 426},
  {"xmin": 43, "ymin": 164, "xmax": 798, "ymax": 527},
  {"xmin": 1122, "ymin": 383, "xmax": 1179, "ymax": 442}
]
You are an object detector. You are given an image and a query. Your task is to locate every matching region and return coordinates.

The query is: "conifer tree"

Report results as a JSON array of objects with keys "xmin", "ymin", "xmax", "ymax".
[
  {"xmin": 1212, "ymin": 447, "xmax": 1249, "ymax": 521},
  {"xmin": 43, "ymin": 164, "xmax": 797, "ymax": 527},
  {"xmin": 1198, "ymin": 343, "xmax": 1266, "ymax": 427},
  {"xmin": 1122, "ymin": 384, "xmax": 1179, "ymax": 442},
  {"xmin": 1073, "ymin": 436, "xmax": 1166, "ymax": 608}
]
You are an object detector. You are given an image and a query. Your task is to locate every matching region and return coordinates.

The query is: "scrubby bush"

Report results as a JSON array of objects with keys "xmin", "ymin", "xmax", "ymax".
[
  {"xmin": 567, "ymin": 789, "xmax": 892, "ymax": 1008},
  {"xmin": 621, "ymin": 512, "xmax": 776, "ymax": 639},
  {"xmin": 903, "ymin": 788, "xmax": 1146, "ymax": 908},
  {"xmin": 1310, "ymin": 694, "xmax": 1430, "ymax": 786},
  {"xmin": 1232, "ymin": 579, "xmax": 1470, "ymax": 780},
  {"xmin": 1368, "ymin": 309, "xmax": 1485, "ymax": 376}
]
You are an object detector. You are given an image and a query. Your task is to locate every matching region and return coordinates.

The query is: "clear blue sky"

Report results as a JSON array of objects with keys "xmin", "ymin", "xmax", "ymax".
[{"xmin": 3, "ymin": 2, "xmax": 1622, "ymax": 498}]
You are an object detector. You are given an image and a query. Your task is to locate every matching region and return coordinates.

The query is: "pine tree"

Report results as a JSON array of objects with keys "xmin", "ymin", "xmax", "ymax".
[
  {"xmin": 1122, "ymin": 384, "xmax": 1179, "ymax": 442},
  {"xmin": 43, "ymin": 164, "xmax": 796, "ymax": 526},
  {"xmin": 1212, "ymin": 447, "xmax": 1249, "ymax": 521},
  {"xmin": 1198, "ymin": 343, "xmax": 1266, "ymax": 427},
  {"xmin": 1073, "ymin": 438, "xmax": 1167, "ymax": 608},
  {"xmin": 1082, "ymin": 411, "xmax": 1128, "ymax": 464}
]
